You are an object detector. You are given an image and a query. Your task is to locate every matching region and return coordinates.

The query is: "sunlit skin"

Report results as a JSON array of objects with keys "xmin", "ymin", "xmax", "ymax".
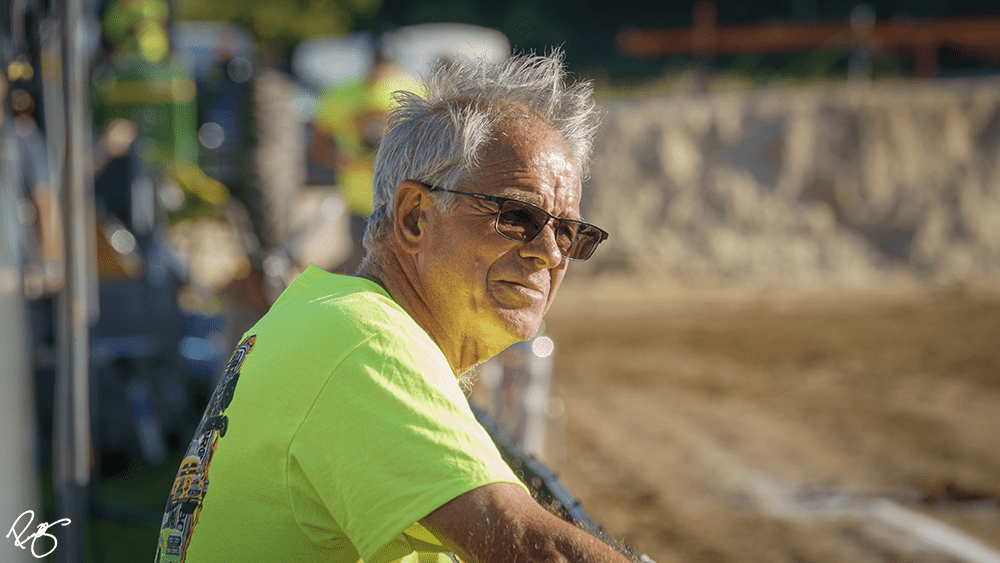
[{"xmin": 358, "ymin": 116, "xmax": 582, "ymax": 375}]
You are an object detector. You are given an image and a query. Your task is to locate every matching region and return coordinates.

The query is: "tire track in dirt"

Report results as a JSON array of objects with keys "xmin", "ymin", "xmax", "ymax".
[{"xmin": 560, "ymin": 383, "xmax": 1000, "ymax": 563}]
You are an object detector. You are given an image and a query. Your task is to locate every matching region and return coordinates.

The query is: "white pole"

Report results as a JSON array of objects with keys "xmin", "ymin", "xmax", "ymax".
[{"xmin": 520, "ymin": 333, "xmax": 554, "ymax": 459}]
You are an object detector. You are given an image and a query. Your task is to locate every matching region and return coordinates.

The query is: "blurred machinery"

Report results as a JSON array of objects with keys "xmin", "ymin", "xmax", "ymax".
[{"xmin": 86, "ymin": 0, "xmax": 234, "ymax": 472}]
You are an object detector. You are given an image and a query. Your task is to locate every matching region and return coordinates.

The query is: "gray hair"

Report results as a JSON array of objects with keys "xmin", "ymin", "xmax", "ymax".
[{"xmin": 361, "ymin": 48, "xmax": 601, "ymax": 255}]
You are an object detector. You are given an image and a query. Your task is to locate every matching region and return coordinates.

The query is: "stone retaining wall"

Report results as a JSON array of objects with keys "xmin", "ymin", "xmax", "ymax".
[{"xmin": 580, "ymin": 78, "xmax": 1000, "ymax": 288}]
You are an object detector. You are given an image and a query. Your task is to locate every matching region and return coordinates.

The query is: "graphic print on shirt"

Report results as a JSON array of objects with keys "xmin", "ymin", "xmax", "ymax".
[{"xmin": 154, "ymin": 334, "xmax": 256, "ymax": 563}]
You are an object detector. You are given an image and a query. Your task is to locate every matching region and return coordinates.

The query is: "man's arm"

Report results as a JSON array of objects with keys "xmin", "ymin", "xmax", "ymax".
[{"xmin": 421, "ymin": 482, "xmax": 631, "ymax": 563}]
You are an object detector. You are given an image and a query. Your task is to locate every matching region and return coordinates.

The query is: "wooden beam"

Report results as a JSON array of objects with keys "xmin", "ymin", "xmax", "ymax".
[{"xmin": 617, "ymin": 16, "xmax": 1000, "ymax": 58}]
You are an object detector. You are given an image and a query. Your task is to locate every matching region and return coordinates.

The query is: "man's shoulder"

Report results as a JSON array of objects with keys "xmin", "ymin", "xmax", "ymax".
[
  {"xmin": 265, "ymin": 266, "xmax": 427, "ymax": 348},
  {"xmin": 274, "ymin": 267, "xmax": 391, "ymax": 315}
]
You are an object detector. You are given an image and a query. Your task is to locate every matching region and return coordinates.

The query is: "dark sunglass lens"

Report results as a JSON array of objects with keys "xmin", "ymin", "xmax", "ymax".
[
  {"xmin": 554, "ymin": 221, "xmax": 579, "ymax": 254},
  {"xmin": 567, "ymin": 227, "xmax": 604, "ymax": 260},
  {"xmin": 497, "ymin": 201, "xmax": 546, "ymax": 241}
]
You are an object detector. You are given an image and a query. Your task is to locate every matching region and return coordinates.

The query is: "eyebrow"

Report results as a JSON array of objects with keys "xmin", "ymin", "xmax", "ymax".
[{"xmin": 493, "ymin": 187, "xmax": 586, "ymax": 222}]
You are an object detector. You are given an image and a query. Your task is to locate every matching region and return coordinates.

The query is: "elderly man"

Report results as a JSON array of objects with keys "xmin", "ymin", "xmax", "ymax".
[{"xmin": 155, "ymin": 49, "xmax": 620, "ymax": 563}]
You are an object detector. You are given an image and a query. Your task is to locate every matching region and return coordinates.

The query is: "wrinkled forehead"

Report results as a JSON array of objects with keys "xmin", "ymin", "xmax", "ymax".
[
  {"xmin": 528, "ymin": 142, "xmax": 578, "ymax": 178},
  {"xmin": 490, "ymin": 115, "xmax": 578, "ymax": 173},
  {"xmin": 483, "ymin": 117, "xmax": 584, "ymax": 215}
]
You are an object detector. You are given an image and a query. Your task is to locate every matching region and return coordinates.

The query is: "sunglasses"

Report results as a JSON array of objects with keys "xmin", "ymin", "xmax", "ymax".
[{"xmin": 424, "ymin": 184, "xmax": 609, "ymax": 261}]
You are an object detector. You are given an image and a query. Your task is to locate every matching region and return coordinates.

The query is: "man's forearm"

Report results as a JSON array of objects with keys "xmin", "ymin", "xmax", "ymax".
[{"xmin": 423, "ymin": 483, "xmax": 631, "ymax": 563}]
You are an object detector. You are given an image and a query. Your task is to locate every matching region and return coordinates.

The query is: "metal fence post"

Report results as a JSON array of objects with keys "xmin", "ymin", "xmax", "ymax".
[{"xmin": 54, "ymin": 0, "xmax": 96, "ymax": 561}]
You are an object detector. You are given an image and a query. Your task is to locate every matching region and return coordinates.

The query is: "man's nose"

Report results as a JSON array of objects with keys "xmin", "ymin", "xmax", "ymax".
[{"xmin": 520, "ymin": 221, "xmax": 563, "ymax": 269}]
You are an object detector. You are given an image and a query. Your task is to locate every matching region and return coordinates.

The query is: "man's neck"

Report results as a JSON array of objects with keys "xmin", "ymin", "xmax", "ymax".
[{"xmin": 356, "ymin": 254, "xmax": 492, "ymax": 376}]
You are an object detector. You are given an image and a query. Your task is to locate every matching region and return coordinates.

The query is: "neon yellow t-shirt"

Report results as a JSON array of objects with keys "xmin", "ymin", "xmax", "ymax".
[{"xmin": 154, "ymin": 265, "xmax": 525, "ymax": 563}]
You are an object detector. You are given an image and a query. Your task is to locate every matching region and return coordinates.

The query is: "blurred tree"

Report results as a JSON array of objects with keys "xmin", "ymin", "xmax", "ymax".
[{"xmin": 178, "ymin": 0, "xmax": 382, "ymax": 61}]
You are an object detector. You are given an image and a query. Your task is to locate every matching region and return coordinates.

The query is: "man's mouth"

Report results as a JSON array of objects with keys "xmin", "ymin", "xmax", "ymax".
[{"xmin": 492, "ymin": 279, "xmax": 546, "ymax": 304}]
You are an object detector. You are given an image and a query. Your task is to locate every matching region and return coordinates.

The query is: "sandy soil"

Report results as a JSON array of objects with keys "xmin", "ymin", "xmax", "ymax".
[{"xmin": 538, "ymin": 277, "xmax": 1000, "ymax": 563}]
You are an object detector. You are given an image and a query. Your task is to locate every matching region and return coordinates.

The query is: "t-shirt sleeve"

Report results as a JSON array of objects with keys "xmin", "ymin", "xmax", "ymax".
[{"xmin": 288, "ymin": 328, "xmax": 525, "ymax": 562}]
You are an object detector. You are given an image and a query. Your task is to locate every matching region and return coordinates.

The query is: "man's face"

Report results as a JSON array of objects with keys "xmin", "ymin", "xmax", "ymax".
[{"xmin": 418, "ymin": 118, "xmax": 582, "ymax": 354}]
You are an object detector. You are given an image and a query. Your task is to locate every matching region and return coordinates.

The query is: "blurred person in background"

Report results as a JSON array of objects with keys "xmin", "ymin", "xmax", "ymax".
[
  {"xmin": 310, "ymin": 45, "xmax": 424, "ymax": 273},
  {"xmin": 155, "ymin": 49, "xmax": 618, "ymax": 563}
]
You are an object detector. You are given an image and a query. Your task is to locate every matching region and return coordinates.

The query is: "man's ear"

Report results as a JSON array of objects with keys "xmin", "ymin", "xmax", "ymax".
[{"xmin": 392, "ymin": 180, "xmax": 431, "ymax": 255}]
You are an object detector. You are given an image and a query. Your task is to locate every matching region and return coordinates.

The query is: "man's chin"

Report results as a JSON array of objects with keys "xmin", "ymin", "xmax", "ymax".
[{"xmin": 492, "ymin": 308, "xmax": 544, "ymax": 344}]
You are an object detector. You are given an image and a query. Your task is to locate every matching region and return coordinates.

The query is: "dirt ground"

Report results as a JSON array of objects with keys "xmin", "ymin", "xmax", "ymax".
[{"xmin": 537, "ymin": 276, "xmax": 1000, "ymax": 563}]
